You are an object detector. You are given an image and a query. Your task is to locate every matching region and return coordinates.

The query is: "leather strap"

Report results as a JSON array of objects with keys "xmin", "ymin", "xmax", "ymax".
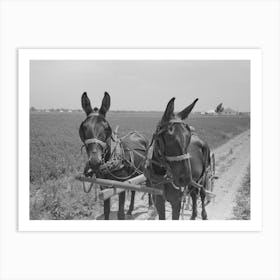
[
  {"xmin": 165, "ymin": 153, "xmax": 191, "ymax": 162},
  {"xmin": 84, "ymin": 138, "xmax": 107, "ymax": 149}
]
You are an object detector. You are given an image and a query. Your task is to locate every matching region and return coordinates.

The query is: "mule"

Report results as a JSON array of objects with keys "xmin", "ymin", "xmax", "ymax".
[
  {"xmin": 79, "ymin": 92, "xmax": 151, "ymax": 220},
  {"xmin": 146, "ymin": 97, "xmax": 211, "ymax": 220}
]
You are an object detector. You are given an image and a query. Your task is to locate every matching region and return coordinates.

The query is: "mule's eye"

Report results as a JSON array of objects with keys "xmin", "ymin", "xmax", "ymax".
[
  {"xmin": 104, "ymin": 123, "xmax": 112, "ymax": 136},
  {"xmin": 168, "ymin": 125, "xmax": 175, "ymax": 134}
]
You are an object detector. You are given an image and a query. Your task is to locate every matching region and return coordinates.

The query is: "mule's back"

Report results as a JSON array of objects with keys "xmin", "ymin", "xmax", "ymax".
[
  {"xmin": 121, "ymin": 131, "xmax": 149, "ymax": 152},
  {"xmin": 188, "ymin": 133, "xmax": 211, "ymax": 181},
  {"xmin": 120, "ymin": 131, "xmax": 149, "ymax": 170}
]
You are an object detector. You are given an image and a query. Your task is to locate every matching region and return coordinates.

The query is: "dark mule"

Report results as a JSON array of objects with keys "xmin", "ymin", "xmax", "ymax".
[
  {"xmin": 146, "ymin": 97, "xmax": 211, "ymax": 220},
  {"xmin": 79, "ymin": 92, "xmax": 151, "ymax": 219}
]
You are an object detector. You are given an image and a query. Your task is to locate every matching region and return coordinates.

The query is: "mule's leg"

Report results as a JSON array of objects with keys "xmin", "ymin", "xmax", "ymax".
[
  {"xmin": 117, "ymin": 191, "xmax": 126, "ymax": 220},
  {"xmin": 171, "ymin": 194, "xmax": 181, "ymax": 220},
  {"xmin": 190, "ymin": 189, "xmax": 198, "ymax": 220},
  {"xmin": 200, "ymin": 188, "xmax": 208, "ymax": 220},
  {"xmin": 155, "ymin": 195, "xmax": 165, "ymax": 220},
  {"xmin": 104, "ymin": 198, "xmax": 110, "ymax": 220},
  {"xmin": 127, "ymin": 191, "xmax": 135, "ymax": 216},
  {"xmin": 148, "ymin": 194, "xmax": 153, "ymax": 208}
]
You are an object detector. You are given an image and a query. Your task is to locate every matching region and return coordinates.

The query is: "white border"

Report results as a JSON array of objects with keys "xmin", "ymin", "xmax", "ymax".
[{"xmin": 18, "ymin": 48, "xmax": 262, "ymax": 231}]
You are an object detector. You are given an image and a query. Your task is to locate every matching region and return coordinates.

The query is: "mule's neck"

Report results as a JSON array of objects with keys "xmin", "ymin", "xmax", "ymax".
[{"xmin": 150, "ymin": 144, "xmax": 166, "ymax": 176}]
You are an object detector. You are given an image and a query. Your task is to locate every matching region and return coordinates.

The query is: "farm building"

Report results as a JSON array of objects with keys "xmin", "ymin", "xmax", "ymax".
[
  {"xmin": 222, "ymin": 108, "xmax": 238, "ymax": 115},
  {"xmin": 205, "ymin": 109, "xmax": 217, "ymax": 115}
]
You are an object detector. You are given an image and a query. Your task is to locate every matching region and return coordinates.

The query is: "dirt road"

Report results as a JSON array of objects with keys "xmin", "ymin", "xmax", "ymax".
[
  {"xmin": 206, "ymin": 130, "xmax": 250, "ymax": 220},
  {"xmin": 107, "ymin": 129, "xmax": 250, "ymax": 220}
]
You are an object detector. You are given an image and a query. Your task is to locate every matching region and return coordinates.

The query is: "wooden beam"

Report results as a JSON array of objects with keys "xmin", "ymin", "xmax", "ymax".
[
  {"xmin": 75, "ymin": 174, "xmax": 163, "ymax": 197},
  {"xmin": 98, "ymin": 174, "xmax": 148, "ymax": 200},
  {"xmin": 125, "ymin": 174, "xmax": 146, "ymax": 185},
  {"xmin": 75, "ymin": 173, "xmax": 215, "ymax": 199},
  {"xmin": 98, "ymin": 188, "xmax": 124, "ymax": 200}
]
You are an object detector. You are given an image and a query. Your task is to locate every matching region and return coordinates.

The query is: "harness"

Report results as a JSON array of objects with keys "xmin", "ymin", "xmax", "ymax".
[
  {"xmin": 82, "ymin": 119, "xmax": 145, "ymax": 184},
  {"xmin": 99, "ymin": 133, "xmax": 144, "ymax": 181},
  {"xmin": 165, "ymin": 153, "xmax": 191, "ymax": 162},
  {"xmin": 84, "ymin": 138, "xmax": 107, "ymax": 149}
]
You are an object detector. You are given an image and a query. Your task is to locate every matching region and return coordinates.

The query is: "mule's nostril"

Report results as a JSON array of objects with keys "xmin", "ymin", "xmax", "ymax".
[{"xmin": 89, "ymin": 157, "xmax": 102, "ymax": 169}]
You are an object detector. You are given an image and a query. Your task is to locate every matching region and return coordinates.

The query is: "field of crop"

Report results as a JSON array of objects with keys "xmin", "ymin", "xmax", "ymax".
[{"xmin": 30, "ymin": 112, "xmax": 250, "ymax": 219}]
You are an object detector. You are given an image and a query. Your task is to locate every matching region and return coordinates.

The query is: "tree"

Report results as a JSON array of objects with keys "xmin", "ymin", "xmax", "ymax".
[
  {"xmin": 30, "ymin": 106, "xmax": 37, "ymax": 112},
  {"xmin": 215, "ymin": 103, "xmax": 224, "ymax": 114}
]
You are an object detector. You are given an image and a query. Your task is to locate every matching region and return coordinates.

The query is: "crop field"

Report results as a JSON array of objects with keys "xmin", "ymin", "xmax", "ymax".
[{"xmin": 30, "ymin": 112, "xmax": 250, "ymax": 219}]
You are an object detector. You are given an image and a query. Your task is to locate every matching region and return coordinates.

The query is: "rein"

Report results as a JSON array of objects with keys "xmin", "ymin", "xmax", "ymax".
[{"xmin": 99, "ymin": 139, "xmax": 142, "ymax": 181}]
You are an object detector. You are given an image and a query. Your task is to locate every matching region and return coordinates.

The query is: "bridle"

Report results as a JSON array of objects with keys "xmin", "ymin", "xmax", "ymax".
[
  {"xmin": 153, "ymin": 119, "xmax": 192, "ymax": 163},
  {"xmin": 81, "ymin": 112, "xmax": 111, "ymax": 160},
  {"xmin": 84, "ymin": 138, "xmax": 108, "ymax": 150}
]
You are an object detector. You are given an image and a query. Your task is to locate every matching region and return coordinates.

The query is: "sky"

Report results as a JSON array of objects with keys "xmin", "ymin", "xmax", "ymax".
[{"xmin": 30, "ymin": 60, "xmax": 250, "ymax": 112}]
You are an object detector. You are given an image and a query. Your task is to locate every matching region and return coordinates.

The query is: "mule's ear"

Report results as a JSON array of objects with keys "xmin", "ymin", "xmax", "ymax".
[
  {"xmin": 99, "ymin": 92, "xmax": 111, "ymax": 117},
  {"xmin": 162, "ymin": 97, "xmax": 175, "ymax": 122},
  {"xmin": 177, "ymin": 98, "xmax": 198, "ymax": 119},
  {"xmin": 81, "ymin": 92, "xmax": 93, "ymax": 116}
]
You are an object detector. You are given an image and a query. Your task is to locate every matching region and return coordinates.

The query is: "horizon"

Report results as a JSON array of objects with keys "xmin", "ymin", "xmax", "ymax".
[{"xmin": 30, "ymin": 108, "xmax": 250, "ymax": 113}]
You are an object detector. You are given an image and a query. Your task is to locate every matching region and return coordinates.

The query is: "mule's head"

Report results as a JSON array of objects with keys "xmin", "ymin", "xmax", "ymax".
[
  {"xmin": 155, "ymin": 97, "xmax": 198, "ymax": 187},
  {"xmin": 79, "ymin": 92, "xmax": 112, "ymax": 171}
]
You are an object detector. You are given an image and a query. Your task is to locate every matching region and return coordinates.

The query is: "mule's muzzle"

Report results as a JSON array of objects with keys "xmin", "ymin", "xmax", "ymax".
[
  {"xmin": 83, "ymin": 162, "xmax": 94, "ymax": 177},
  {"xmin": 86, "ymin": 149, "xmax": 102, "ymax": 171},
  {"xmin": 84, "ymin": 160, "xmax": 101, "ymax": 178},
  {"xmin": 88, "ymin": 157, "xmax": 102, "ymax": 169}
]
